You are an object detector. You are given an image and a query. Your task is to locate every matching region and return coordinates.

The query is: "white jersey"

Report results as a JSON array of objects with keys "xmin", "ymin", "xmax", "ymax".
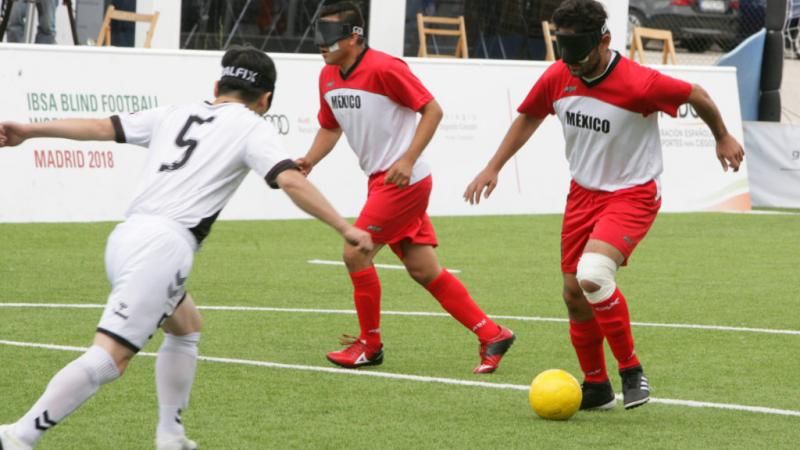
[{"xmin": 112, "ymin": 101, "xmax": 294, "ymax": 243}]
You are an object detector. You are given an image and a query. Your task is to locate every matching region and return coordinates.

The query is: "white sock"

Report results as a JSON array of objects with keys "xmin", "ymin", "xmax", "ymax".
[
  {"xmin": 156, "ymin": 332, "xmax": 200, "ymax": 440},
  {"xmin": 14, "ymin": 345, "xmax": 119, "ymax": 446}
]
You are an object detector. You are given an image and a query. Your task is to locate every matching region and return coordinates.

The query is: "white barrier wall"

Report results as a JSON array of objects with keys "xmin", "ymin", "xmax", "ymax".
[
  {"xmin": 0, "ymin": 44, "xmax": 749, "ymax": 223},
  {"xmin": 743, "ymin": 121, "xmax": 800, "ymax": 208}
]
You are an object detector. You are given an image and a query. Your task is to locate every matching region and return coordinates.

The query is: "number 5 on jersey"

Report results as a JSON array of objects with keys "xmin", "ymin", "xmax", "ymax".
[{"xmin": 159, "ymin": 115, "xmax": 216, "ymax": 172}]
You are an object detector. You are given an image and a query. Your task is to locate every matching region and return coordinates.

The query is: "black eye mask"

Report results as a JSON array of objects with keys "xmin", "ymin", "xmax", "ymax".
[
  {"xmin": 555, "ymin": 25, "xmax": 607, "ymax": 64},
  {"xmin": 314, "ymin": 20, "xmax": 364, "ymax": 47}
]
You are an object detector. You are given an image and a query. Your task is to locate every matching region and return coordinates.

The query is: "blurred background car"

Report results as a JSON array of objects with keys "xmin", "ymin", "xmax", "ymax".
[
  {"xmin": 736, "ymin": 0, "xmax": 800, "ymax": 57},
  {"xmin": 629, "ymin": 0, "xmax": 800, "ymax": 55},
  {"xmin": 628, "ymin": 0, "xmax": 740, "ymax": 52}
]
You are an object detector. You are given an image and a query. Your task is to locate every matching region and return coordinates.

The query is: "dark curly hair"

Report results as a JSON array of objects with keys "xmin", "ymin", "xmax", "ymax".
[
  {"xmin": 320, "ymin": 1, "xmax": 364, "ymax": 28},
  {"xmin": 552, "ymin": 0, "xmax": 607, "ymax": 33}
]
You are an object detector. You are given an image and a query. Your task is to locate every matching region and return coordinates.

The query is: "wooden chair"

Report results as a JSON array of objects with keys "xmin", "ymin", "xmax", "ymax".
[
  {"xmin": 629, "ymin": 26, "xmax": 676, "ymax": 65},
  {"xmin": 96, "ymin": 5, "xmax": 160, "ymax": 48},
  {"xmin": 416, "ymin": 13, "xmax": 468, "ymax": 58},
  {"xmin": 542, "ymin": 21, "xmax": 557, "ymax": 61}
]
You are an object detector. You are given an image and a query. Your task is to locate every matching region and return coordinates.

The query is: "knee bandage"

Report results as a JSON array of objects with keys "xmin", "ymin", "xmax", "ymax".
[{"xmin": 576, "ymin": 253, "xmax": 618, "ymax": 304}]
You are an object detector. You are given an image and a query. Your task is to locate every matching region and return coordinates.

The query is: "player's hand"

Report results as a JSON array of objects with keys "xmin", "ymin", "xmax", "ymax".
[
  {"xmin": 294, "ymin": 157, "xmax": 313, "ymax": 176},
  {"xmin": 463, "ymin": 167, "xmax": 499, "ymax": 205},
  {"xmin": 716, "ymin": 134, "xmax": 744, "ymax": 172},
  {"xmin": 343, "ymin": 226, "xmax": 374, "ymax": 254},
  {"xmin": 385, "ymin": 157, "xmax": 413, "ymax": 188},
  {"xmin": 0, "ymin": 122, "xmax": 29, "ymax": 148}
]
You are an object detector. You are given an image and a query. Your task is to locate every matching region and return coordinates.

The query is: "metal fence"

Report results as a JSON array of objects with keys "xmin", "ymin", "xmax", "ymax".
[
  {"xmin": 625, "ymin": 0, "xmax": 800, "ymax": 64},
  {"xmin": 2, "ymin": 0, "xmax": 793, "ymax": 62},
  {"xmin": 180, "ymin": 0, "xmax": 369, "ymax": 53},
  {"xmin": 404, "ymin": 0, "xmax": 800, "ymax": 65}
]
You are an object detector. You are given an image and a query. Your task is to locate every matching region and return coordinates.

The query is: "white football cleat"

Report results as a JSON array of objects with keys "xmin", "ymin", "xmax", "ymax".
[
  {"xmin": 0, "ymin": 425, "xmax": 33, "ymax": 450},
  {"xmin": 156, "ymin": 435, "xmax": 198, "ymax": 450}
]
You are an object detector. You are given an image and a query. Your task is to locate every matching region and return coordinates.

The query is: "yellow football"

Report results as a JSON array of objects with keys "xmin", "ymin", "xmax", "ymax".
[{"xmin": 528, "ymin": 369, "xmax": 582, "ymax": 420}]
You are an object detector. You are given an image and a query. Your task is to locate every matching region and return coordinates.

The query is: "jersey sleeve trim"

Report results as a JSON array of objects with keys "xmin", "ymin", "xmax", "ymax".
[
  {"xmin": 265, "ymin": 158, "xmax": 300, "ymax": 189},
  {"xmin": 408, "ymin": 92, "xmax": 434, "ymax": 112},
  {"xmin": 110, "ymin": 115, "xmax": 126, "ymax": 143}
]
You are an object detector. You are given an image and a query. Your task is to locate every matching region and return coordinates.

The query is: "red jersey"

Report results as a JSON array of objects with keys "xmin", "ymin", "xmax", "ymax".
[
  {"xmin": 318, "ymin": 48, "xmax": 434, "ymax": 184},
  {"xmin": 518, "ymin": 52, "xmax": 692, "ymax": 191}
]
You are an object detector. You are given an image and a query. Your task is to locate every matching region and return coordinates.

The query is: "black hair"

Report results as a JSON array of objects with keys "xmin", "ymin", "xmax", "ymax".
[
  {"xmin": 319, "ymin": 1, "xmax": 365, "ymax": 43},
  {"xmin": 218, "ymin": 46, "xmax": 277, "ymax": 105},
  {"xmin": 552, "ymin": 0, "xmax": 607, "ymax": 33}
]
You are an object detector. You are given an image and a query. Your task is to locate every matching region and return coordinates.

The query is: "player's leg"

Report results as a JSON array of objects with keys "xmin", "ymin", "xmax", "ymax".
[
  {"xmin": 155, "ymin": 294, "xmax": 202, "ymax": 450},
  {"xmin": 575, "ymin": 181, "xmax": 660, "ymax": 409},
  {"xmin": 326, "ymin": 241, "xmax": 385, "ymax": 368},
  {"xmin": 328, "ymin": 172, "xmax": 411, "ymax": 368},
  {"xmin": 1, "ymin": 220, "xmax": 157, "ymax": 448},
  {"xmin": 398, "ymin": 241, "xmax": 514, "ymax": 374},
  {"xmin": 102, "ymin": 218, "xmax": 197, "ymax": 446},
  {"xmin": 576, "ymin": 241, "xmax": 650, "ymax": 409},
  {"xmin": 577, "ymin": 240, "xmax": 632, "ymax": 364},
  {"xmin": 0, "ymin": 334, "xmax": 130, "ymax": 450},
  {"xmin": 1, "ymin": 219, "xmax": 195, "ymax": 449},
  {"xmin": 560, "ymin": 180, "xmax": 616, "ymax": 410},
  {"xmin": 562, "ymin": 273, "xmax": 615, "ymax": 411},
  {"xmin": 400, "ymin": 241, "xmax": 494, "ymax": 334},
  {"xmin": 342, "ymin": 240, "xmax": 385, "ymax": 346}
]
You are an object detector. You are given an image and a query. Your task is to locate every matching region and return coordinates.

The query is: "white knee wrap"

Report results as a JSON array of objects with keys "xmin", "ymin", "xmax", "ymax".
[{"xmin": 576, "ymin": 253, "xmax": 618, "ymax": 304}]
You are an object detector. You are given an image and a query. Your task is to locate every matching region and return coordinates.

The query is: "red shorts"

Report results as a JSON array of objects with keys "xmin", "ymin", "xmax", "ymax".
[
  {"xmin": 354, "ymin": 172, "xmax": 438, "ymax": 258},
  {"xmin": 561, "ymin": 180, "xmax": 661, "ymax": 273}
]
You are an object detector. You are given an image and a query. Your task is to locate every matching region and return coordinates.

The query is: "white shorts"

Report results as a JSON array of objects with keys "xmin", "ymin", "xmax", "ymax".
[{"xmin": 97, "ymin": 214, "xmax": 197, "ymax": 352}]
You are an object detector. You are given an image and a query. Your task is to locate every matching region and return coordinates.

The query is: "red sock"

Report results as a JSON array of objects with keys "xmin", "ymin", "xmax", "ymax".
[
  {"xmin": 590, "ymin": 287, "xmax": 640, "ymax": 371},
  {"xmin": 350, "ymin": 266, "xmax": 382, "ymax": 348},
  {"xmin": 425, "ymin": 269, "xmax": 501, "ymax": 341},
  {"xmin": 569, "ymin": 318, "xmax": 608, "ymax": 383}
]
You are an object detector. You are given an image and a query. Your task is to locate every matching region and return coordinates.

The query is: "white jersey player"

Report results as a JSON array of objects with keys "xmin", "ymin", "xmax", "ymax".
[{"xmin": 0, "ymin": 47, "xmax": 372, "ymax": 450}]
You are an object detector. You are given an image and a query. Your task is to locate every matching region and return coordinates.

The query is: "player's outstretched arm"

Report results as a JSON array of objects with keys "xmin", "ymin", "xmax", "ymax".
[
  {"xmin": 276, "ymin": 169, "xmax": 373, "ymax": 253},
  {"xmin": 687, "ymin": 83, "xmax": 744, "ymax": 172},
  {"xmin": 0, "ymin": 119, "xmax": 115, "ymax": 148},
  {"xmin": 463, "ymin": 113, "xmax": 544, "ymax": 204},
  {"xmin": 296, "ymin": 127, "xmax": 342, "ymax": 175}
]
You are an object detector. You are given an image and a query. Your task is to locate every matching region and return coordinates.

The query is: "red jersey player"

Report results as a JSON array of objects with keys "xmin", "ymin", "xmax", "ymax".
[
  {"xmin": 464, "ymin": 0, "xmax": 744, "ymax": 409},
  {"xmin": 296, "ymin": 1, "xmax": 515, "ymax": 374}
]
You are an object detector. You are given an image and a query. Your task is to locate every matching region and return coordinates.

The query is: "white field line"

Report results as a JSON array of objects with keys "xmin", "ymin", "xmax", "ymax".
[
  {"xmin": 1, "ymin": 339, "xmax": 798, "ymax": 418},
  {"xmin": 308, "ymin": 259, "xmax": 461, "ymax": 273},
  {"xmin": 735, "ymin": 210, "xmax": 800, "ymax": 216},
  {"xmin": 1, "ymin": 302, "xmax": 799, "ymax": 337}
]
